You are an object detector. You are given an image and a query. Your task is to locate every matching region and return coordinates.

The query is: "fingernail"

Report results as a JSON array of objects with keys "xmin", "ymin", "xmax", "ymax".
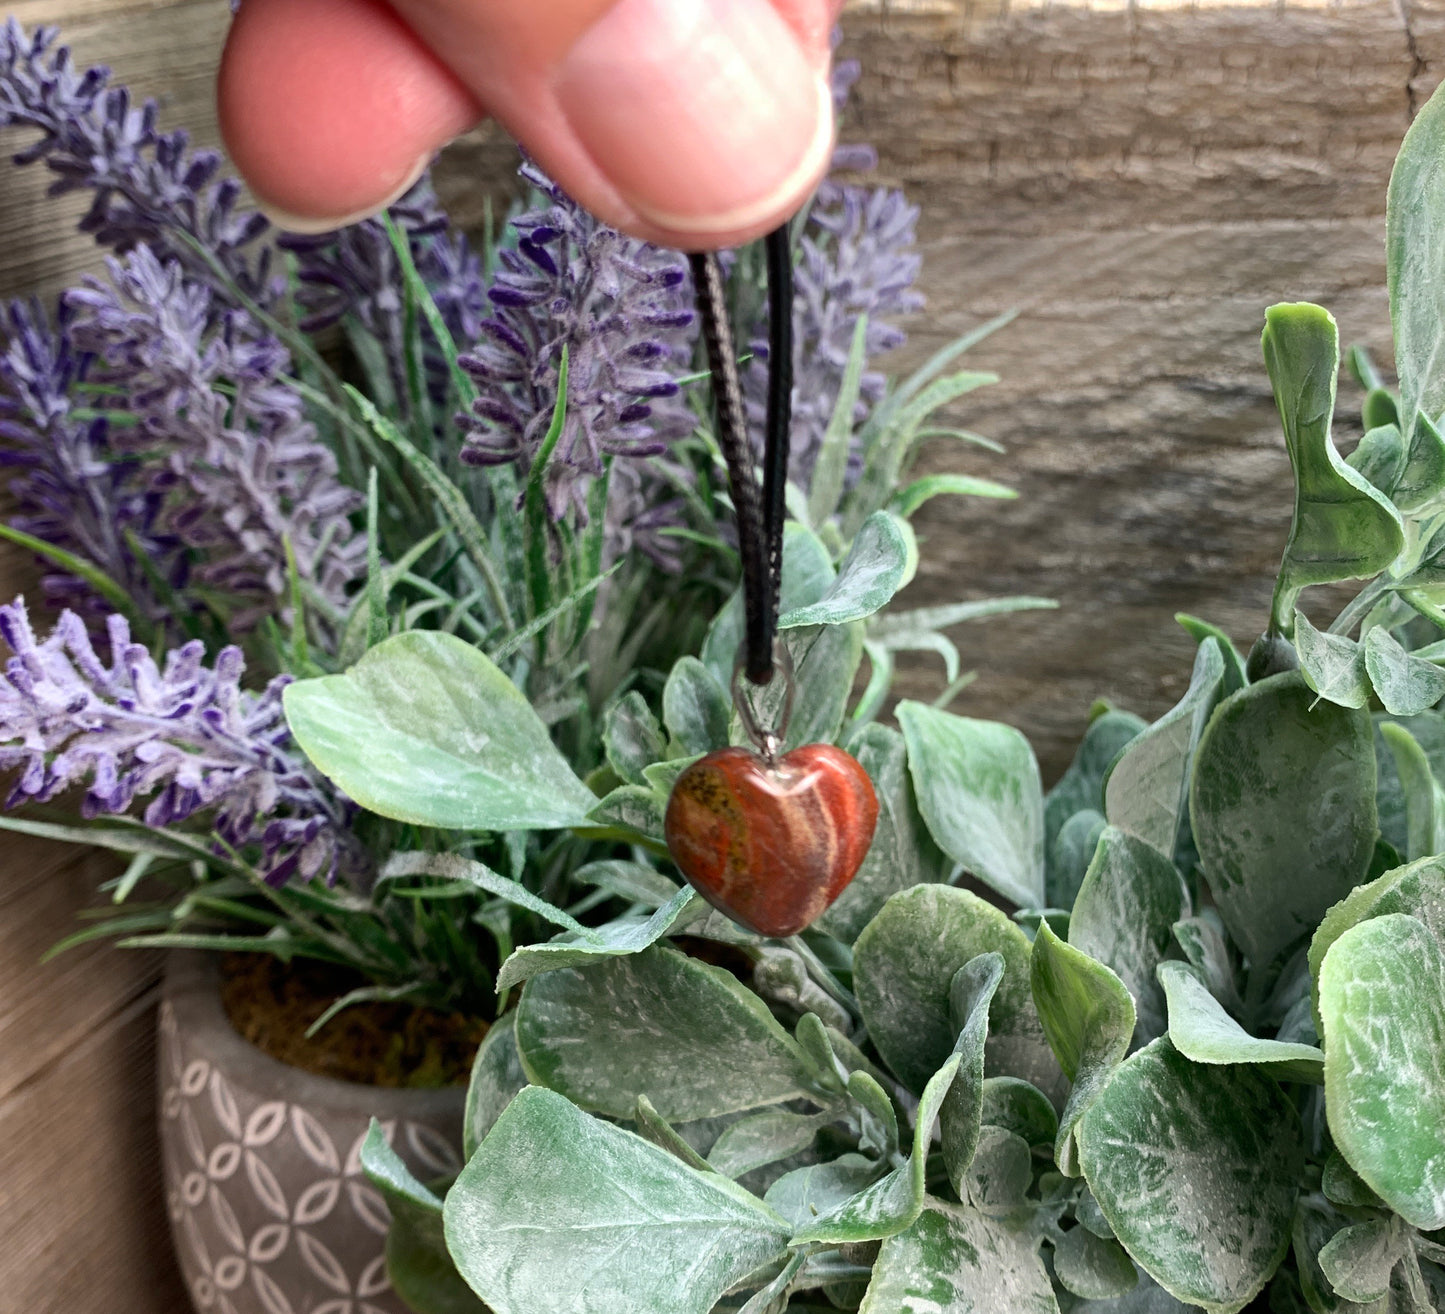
[
  {"xmin": 556, "ymin": 0, "xmax": 833, "ymax": 236},
  {"xmin": 253, "ymin": 150, "xmax": 433, "ymax": 235}
]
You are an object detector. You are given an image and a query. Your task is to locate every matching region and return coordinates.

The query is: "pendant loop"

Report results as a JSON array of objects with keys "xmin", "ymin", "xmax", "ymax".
[{"xmin": 731, "ymin": 640, "xmax": 795, "ymax": 764}]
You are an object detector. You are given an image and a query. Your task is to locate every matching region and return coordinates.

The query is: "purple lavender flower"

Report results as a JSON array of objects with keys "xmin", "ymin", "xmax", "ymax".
[
  {"xmin": 0, "ymin": 596, "xmax": 364, "ymax": 886},
  {"xmin": 64, "ymin": 247, "xmax": 365, "ymax": 631},
  {"xmin": 0, "ymin": 20, "xmax": 274, "ymax": 304},
  {"xmin": 0, "ymin": 298, "xmax": 180, "ymax": 624},
  {"xmin": 459, "ymin": 162, "xmax": 698, "ymax": 521}
]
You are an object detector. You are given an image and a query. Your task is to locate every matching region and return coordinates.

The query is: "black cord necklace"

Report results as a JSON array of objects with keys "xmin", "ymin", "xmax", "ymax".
[{"xmin": 663, "ymin": 226, "xmax": 880, "ymax": 940}]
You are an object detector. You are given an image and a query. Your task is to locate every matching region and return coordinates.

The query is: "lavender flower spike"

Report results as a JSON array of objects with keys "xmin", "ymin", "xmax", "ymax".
[
  {"xmin": 66, "ymin": 246, "xmax": 365, "ymax": 631},
  {"xmin": 0, "ymin": 597, "xmax": 364, "ymax": 886},
  {"xmin": 0, "ymin": 20, "xmax": 274, "ymax": 302},
  {"xmin": 459, "ymin": 162, "xmax": 698, "ymax": 521}
]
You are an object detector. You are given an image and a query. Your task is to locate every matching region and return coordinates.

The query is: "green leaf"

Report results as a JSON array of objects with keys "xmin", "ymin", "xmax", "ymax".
[
  {"xmin": 763, "ymin": 1154, "xmax": 881, "ymax": 1230},
  {"xmin": 1320, "ymin": 913, "xmax": 1445, "ymax": 1229},
  {"xmin": 701, "ymin": 522, "xmax": 834, "ymax": 685},
  {"xmin": 790, "ymin": 1048, "xmax": 963, "ymax": 1246},
  {"xmin": 854, "ymin": 884, "xmax": 1057, "ymax": 1096},
  {"xmin": 284, "ymin": 631, "xmax": 593, "ymax": 829},
  {"xmin": 494, "ymin": 886, "xmax": 700, "ymax": 991},
  {"xmin": 632, "ymin": 1095, "xmax": 716, "ymax": 1173},
  {"xmin": 889, "ymin": 472, "xmax": 1017, "ymax": 518},
  {"xmin": 1176, "ymin": 614, "xmax": 1249, "ymax": 695},
  {"xmin": 1322, "ymin": 1150, "xmax": 1384, "ymax": 1209},
  {"xmin": 1398, "ymin": 411, "xmax": 1445, "ymax": 512},
  {"xmin": 733, "ymin": 620, "xmax": 865, "ymax": 753},
  {"xmin": 898, "ymin": 700, "xmax": 1045, "ymax": 908},
  {"xmin": 1078, "ymin": 1038, "xmax": 1305, "ymax": 1314},
  {"xmin": 1378, "ymin": 724, "xmax": 1445, "ymax": 861},
  {"xmin": 808, "ymin": 313, "xmax": 869, "ymax": 529},
  {"xmin": 0, "ymin": 523, "xmax": 144, "ymax": 628},
  {"xmin": 443, "ymin": 1087, "xmax": 792, "ymax": 1314},
  {"xmin": 1157, "ymin": 961, "xmax": 1323, "ymax": 1082},
  {"xmin": 1030, "ymin": 922, "xmax": 1135, "ymax": 1176},
  {"xmin": 662, "ymin": 656, "xmax": 730, "ymax": 756},
  {"xmin": 359, "ymin": 1122, "xmax": 488, "ymax": 1314},
  {"xmin": 380, "ymin": 851, "xmax": 587, "ymax": 935},
  {"xmin": 707, "ymin": 1106, "xmax": 836, "ymax": 1178},
  {"xmin": 962, "ymin": 1124, "xmax": 1032, "ymax": 1215},
  {"xmin": 1347, "ymin": 422, "xmax": 1407, "ymax": 498},
  {"xmin": 778, "ymin": 511, "xmax": 912, "ymax": 629},
  {"xmin": 940, "ymin": 953, "xmax": 1006, "ymax": 1196},
  {"xmin": 979, "ymin": 1077, "xmax": 1058, "ymax": 1150},
  {"xmin": 1045, "ymin": 709, "xmax": 1148, "ymax": 856},
  {"xmin": 1365, "ymin": 626, "xmax": 1445, "ymax": 716},
  {"xmin": 515, "ymin": 944, "xmax": 819, "ymax": 1121},
  {"xmin": 1189, "ymin": 672, "xmax": 1377, "ymax": 970},
  {"xmin": 572, "ymin": 859, "xmax": 679, "ymax": 906},
  {"xmin": 1318, "ymin": 1218, "xmax": 1410, "ymax": 1304},
  {"xmin": 1295, "ymin": 611, "xmax": 1371, "ymax": 709},
  {"xmin": 584, "ymin": 784, "xmax": 666, "ymax": 844},
  {"xmin": 1054, "ymin": 1226, "xmax": 1139, "ymax": 1301},
  {"xmin": 1260, "ymin": 303, "xmax": 1405, "ymax": 634},
  {"xmin": 1069, "ymin": 826, "xmax": 1191, "ymax": 1046},
  {"xmin": 1048, "ymin": 809, "xmax": 1107, "ymax": 910},
  {"xmin": 1388, "ymin": 78, "xmax": 1445, "ymax": 485},
  {"xmin": 602, "ymin": 692, "xmax": 666, "ymax": 787},
  {"xmin": 1104, "ymin": 639, "xmax": 1225, "ymax": 859},
  {"xmin": 858, "ymin": 1199, "xmax": 1061, "ymax": 1314},
  {"xmin": 462, "ymin": 1012, "xmax": 528, "ymax": 1159},
  {"xmin": 816, "ymin": 723, "xmax": 951, "ymax": 943}
]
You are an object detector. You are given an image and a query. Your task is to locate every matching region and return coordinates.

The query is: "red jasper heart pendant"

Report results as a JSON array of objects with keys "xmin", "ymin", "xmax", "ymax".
[{"xmin": 664, "ymin": 743, "xmax": 879, "ymax": 938}]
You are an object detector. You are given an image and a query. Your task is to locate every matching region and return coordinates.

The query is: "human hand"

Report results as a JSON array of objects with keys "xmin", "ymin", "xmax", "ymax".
[{"xmin": 218, "ymin": 0, "xmax": 845, "ymax": 249}]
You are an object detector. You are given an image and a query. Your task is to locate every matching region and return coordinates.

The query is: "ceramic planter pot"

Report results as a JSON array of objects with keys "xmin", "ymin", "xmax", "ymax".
[{"xmin": 158, "ymin": 952, "xmax": 467, "ymax": 1314}]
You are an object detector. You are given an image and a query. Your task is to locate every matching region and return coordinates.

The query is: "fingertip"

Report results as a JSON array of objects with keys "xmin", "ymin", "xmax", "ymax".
[{"xmin": 219, "ymin": 0, "xmax": 481, "ymax": 230}]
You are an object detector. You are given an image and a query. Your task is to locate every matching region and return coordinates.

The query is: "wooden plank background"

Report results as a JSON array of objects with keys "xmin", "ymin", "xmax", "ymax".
[{"xmin": 2, "ymin": 0, "xmax": 1443, "ymax": 1308}]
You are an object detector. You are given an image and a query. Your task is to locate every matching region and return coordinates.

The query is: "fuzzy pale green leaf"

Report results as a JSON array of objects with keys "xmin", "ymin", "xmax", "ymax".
[
  {"xmin": 1295, "ymin": 611, "xmax": 1371, "ymax": 709},
  {"xmin": 462, "ymin": 1012, "xmax": 528, "ymax": 1159},
  {"xmin": 778, "ymin": 511, "xmax": 912, "ymax": 629},
  {"xmin": 940, "ymin": 952, "xmax": 1006, "ymax": 1197},
  {"xmin": 1365, "ymin": 626, "xmax": 1445, "ymax": 716}
]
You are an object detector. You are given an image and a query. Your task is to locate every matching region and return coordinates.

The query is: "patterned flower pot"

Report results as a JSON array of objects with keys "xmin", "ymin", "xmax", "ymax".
[{"xmin": 158, "ymin": 952, "xmax": 467, "ymax": 1314}]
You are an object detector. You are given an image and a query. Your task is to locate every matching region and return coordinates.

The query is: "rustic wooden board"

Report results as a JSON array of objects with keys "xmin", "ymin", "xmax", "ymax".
[{"xmin": 1, "ymin": 0, "xmax": 1443, "ymax": 1309}]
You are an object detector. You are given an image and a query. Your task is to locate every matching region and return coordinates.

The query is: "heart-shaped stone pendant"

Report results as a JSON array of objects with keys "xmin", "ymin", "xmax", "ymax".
[{"xmin": 664, "ymin": 743, "xmax": 879, "ymax": 938}]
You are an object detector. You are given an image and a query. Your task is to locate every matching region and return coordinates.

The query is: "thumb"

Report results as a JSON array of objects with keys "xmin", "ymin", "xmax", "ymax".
[{"xmin": 220, "ymin": 0, "xmax": 841, "ymax": 248}]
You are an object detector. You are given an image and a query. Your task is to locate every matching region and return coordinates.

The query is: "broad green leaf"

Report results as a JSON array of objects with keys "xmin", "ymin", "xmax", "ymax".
[
  {"xmin": 1320, "ymin": 914, "xmax": 1445, "ymax": 1229},
  {"xmin": 702, "ymin": 522, "xmax": 834, "ymax": 685},
  {"xmin": 1070, "ymin": 826, "xmax": 1191, "ymax": 1047},
  {"xmin": 791, "ymin": 1049, "xmax": 963, "ymax": 1245},
  {"xmin": 1365, "ymin": 626, "xmax": 1445, "ymax": 716},
  {"xmin": 847, "ymin": 1070, "xmax": 901, "ymax": 1158},
  {"xmin": 1318, "ymin": 1218, "xmax": 1410, "ymax": 1304},
  {"xmin": 1190, "ymin": 672, "xmax": 1377, "ymax": 970},
  {"xmin": 1309, "ymin": 853, "xmax": 1445, "ymax": 1000},
  {"xmin": 515, "ymin": 944, "xmax": 819, "ymax": 1120},
  {"xmin": 962, "ymin": 1124, "xmax": 1032, "ymax": 1215},
  {"xmin": 1105, "ymin": 639, "xmax": 1225, "ymax": 859},
  {"xmin": 1176, "ymin": 614, "xmax": 1249, "ymax": 695},
  {"xmin": 816, "ymin": 723, "xmax": 951, "ymax": 943},
  {"xmin": 1172, "ymin": 912, "xmax": 1243, "ymax": 1015},
  {"xmin": 359, "ymin": 1123, "xmax": 488, "ymax": 1314},
  {"xmin": 940, "ymin": 953, "xmax": 1006, "ymax": 1196},
  {"xmin": 733, "ymin": 620, "xmax": 865, "ymax": 753},
  {"xmin": 1054, "ymin": 1226, "xmax": 1139, "ymax": 1301},
  {"xmin": 584, "ymin": 784, "xmax": 666, "ymax": 844},
  {"xmin": 707, "ymin": 1106, "xmax": 836, "ymax": 1178},
  {"xmin": 632, "ymin": 1095, "xmax": 717, "ymax": 1173},
  {"xmin": 1030, "ymin": 922, "xmax": 1135, "ymax": 1176},
  {"xmin": 979, "ymin": 1077, "xmax": 1059, "ymax": 1150},
  {"xmin": 854, "ymin": 884, "xmax": 1057, "ymax": 1096},
  {"xmin": 662, "ymin": 656, "xmax": 730, "ymax": 756},
  {"xmin": 1048, "ymin": 809, "xmax": 1106, "ymax": 910},
  {"xmin": 572, "ymin": 859, "xmax": 679, "ymax": 906},
  {"xmin": 462, "ymin": 1012, "xmax": 528, "ymax": 1159},
  {"xmin": 1078, "ymin": 1038, "xmax": 1305, "ymax": 1314},
  {"xmin": 1388, "ymin": 78, "xmax": 1445, "ymax": 482},
  {"xmin": 494, "ymin": 886, "xmax": 700, "ymax": 991},
  {"xmin": 778, "ymin": 511, "xmax": 912, "ymax": 629},
  {"xmin": 444, "ymin": 1087, "xmax": 792, "ymax": 1314},
  {"xmin": 763, "ymin": 1154, "xmax": 880, "ymax": 1230},
  {"xmin": 1347, "ymin": 422, "xmax": 1408, "ymax": 497},
  {"xmin": 1323, "ymin": 1150, "xmax": 1384, "ymax": 1209},
  {"xmin": 858, "ymin": 1199, "xmax": 1060, "ymax": 1314},
  {"xmin": 1295, "ymin": 612, "xmax": 1371, "ymax": 709},
  {"xmin": 1292, "ymin": 1193, "xmax": 1380, "ymax": 1313},
  {"xmin": 284, "ymin": 631, "xmax": 594, "ymax": 829},
  {"xmin": 1157, "ymin": 961, "xmax": 1323, "ymax": 1083},
  {"xmin": 1260, "ymin": 303, "xmax": 1404, "ymax": 634},
  {"xmin": 1046, "ymin": 709, "xmax": 1148, "ymax": 856},
  {"xmin": 898, "ymin": 701, "xmax": 1045, "ymax": 908},
  {"xmin": 1378, "ymin": 724, "xmax": 1445, "ymax": 861},
  {"xmin": 602, "ymin": 692, "xmax": 666, "ymax": 786},
  {"xmin": 889, "ymin": 472, "xmax": 1017, "ymax": 518}
]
